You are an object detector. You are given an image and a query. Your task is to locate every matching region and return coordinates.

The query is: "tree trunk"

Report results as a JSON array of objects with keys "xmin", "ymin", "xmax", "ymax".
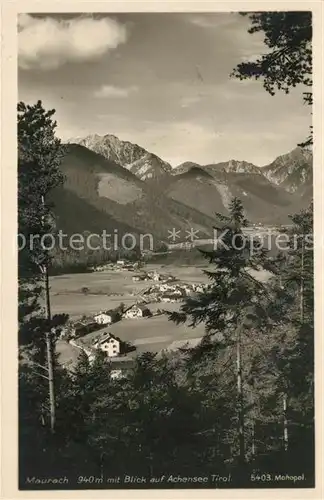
[
  {"xmin": 251, "ymin": 420, "xmax": 256, "ymax": 458},
  {"xmin": 283, "ymin": 393, "xmax": 288, "ymax": 452},
  {"xmin": 237, "ymin": 326, "xmax": 245, "ymax": 464},
  {"xmin": 300, "ymin": 236, "xmax": 304, "ymax": 323},
  {"xmin": 42, "ymin": 195, "xmax": 56, "ymax": 433},
  {"xmin": 45, "ymin": 327, "xmax": 55, "ymax": 433}
]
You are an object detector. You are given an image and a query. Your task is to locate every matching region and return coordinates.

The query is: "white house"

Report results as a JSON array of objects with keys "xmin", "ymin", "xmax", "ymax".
[
  {"xmin": 124, "ymin": 304, "xmax": 152, "ymax": 319},
  {"xmin": 161, "ymin": 295, "xmax": 178, "ymax": 303},
  {"xmin": 94, "ymin": 333, "xmax": 120, "ymax": 357},
  {"xmin": 94, "ymin": 312, "xmax": 112, "ymax": 325}
]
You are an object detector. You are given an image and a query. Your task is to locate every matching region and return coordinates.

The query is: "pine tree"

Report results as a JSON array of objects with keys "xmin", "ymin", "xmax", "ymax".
[
  {"xmin": 18, "ymin": 101, "xmax": 66, "ymax": 438},
  {"xmin": 271, "ymin": 204, "xmax": 314, "ymax": 467},
  {"xmin": 169, "ymin": 198, "xmax": 272, "ymax": 467},
  {"xmin": 18, "ymin": 100, "xmax": 66, "ymax": 346},
  {"xmin": 247, "ymin": 203, "xmax": 314, "ymax": 474}
]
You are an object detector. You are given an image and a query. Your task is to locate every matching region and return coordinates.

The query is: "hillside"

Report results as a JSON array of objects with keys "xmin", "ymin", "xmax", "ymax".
[
  {"xmin": 54, "ymin": 144, "xmax": 216, "ymax": 245},
  {"xmin": 167, "ymin": 147, "xmax": 312, "ymax": 223},
  {"xmin": 167, "ymin": 163, "xmax": 297, "ymax": 224},
  {"xmin": 50, "ymin": 187, "xmax": 140, "ymax": 237},
  {"xmin": 69, "ymin": 134, "xmax": 171, "ymax": 180},
  {"xmin": 173, "ymin": 161, "xmax": 201, "ymax": 175},
  {"xmin": 165, "ymin": 168, "xmax": 227, "ymax": 219},
  {"xmin": 173, "ymin": 159, "xmax": 261, "ymax": 176}
]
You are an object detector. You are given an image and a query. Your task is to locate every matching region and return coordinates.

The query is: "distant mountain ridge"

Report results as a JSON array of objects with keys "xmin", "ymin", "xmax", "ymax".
[
  {"xmin": 205, "ymin": 159, "xmax": 262, "ymax": 176},
  {"xmin": 166, "ymin": 166, "xmax": 296, "ymax": 225},
  {"xmin": 63, "ymin": 134, "xmax": 313, "ymax": 229},
  {"xmin": 70, "ymin": 135, "xmax": 312, "ymax": 196},
  {"xmin": 173, "ymin": 160, "xmax": 261, "ymax": 176},
  {"xmin": 174, "ymin": 147, "xmax": 312, "ymax": 194},
  {"xmin": 68, "ymin": 134, "xmax": 171, "ymax": 181},
  {"xmin": 169, "ymin": 147, "xmax": 312, "ymax": 223}
]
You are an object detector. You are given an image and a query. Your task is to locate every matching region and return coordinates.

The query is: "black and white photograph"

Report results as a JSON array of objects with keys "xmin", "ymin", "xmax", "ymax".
[{"xmin": 11, "ymin": 5, "xmax": 319, "ymax": 492}]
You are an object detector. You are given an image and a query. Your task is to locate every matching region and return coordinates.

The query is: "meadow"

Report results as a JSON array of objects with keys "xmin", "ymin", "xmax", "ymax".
[
  {"xmin": 49, "ymin": 263, "xmax": 211, "ymax": 318},
  {"xmin": 53, "ymin": 262, "xmax": 273, "ymax": 367}
]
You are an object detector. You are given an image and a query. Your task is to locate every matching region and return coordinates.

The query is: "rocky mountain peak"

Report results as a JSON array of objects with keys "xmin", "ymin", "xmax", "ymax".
[
  {"xmin": 262, "ymin": 146, "xmax": 313, "ymax": 192},
  {"xmin": 224, "ymin": 159, "xmax": 261, "ymax": 175},
  {"xmin": 68, "ymin": 133, "xmax": 171, "ymax": 180}
]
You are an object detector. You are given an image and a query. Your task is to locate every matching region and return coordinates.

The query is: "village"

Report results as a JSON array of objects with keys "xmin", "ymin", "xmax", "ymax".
[
  {"xmin": 57, "ymin": 262, "xmax": 209, "ymax": 378},
  {"xmin": 88, "ymin": 259, "xmax": 142, "ymax": 273}
]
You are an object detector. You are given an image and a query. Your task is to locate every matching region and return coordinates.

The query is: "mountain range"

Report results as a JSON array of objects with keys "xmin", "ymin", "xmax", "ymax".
[
  {"xmin": 55, "ymin": 134, "xmax": 312, "ymax": 245},
  {"xmin": 52, "ymin": 144, "xmax": 216, "ymax": 247}
]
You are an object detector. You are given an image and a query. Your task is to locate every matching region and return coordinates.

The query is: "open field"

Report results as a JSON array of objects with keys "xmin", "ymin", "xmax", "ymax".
[
  {"xmin": 77, "ymin": 313, "xmax": 206, "ymax": 353},
  {"xmin": 49, "ymin": 263, "xmax": 272, "ymax": 319},
  {"xmin": 49, "ymin": 264, "xmax": 211, "ymax": 319},
  {"xmin": 52, "ymin": 263, "xmax": 273, "ymax": 367}
]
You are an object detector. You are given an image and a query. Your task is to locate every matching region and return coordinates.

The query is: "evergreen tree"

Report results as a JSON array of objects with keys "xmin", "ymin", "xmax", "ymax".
[
  {"xmin": 169, "ymin": 198, "xmax": 270, "ymax": 333},
  {"xmin": 169, "ymin": 198, "xmax": 273, "ymax": 467},
  {"xmin": 18, "ymin": 100, "xmax": 66, "ymax": 346},
  {"xmin": 267, "ymin": 203, "xmax": 314, "ymax": 469},
  {"xmin": 18, "ymin": 101, "xmax": 67, "ymax": 461}
]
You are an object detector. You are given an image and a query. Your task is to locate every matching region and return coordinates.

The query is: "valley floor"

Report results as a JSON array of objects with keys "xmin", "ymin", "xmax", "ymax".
[{"xmin": 51, "ymin": 263, "xmax": 272, "ymax": 369}]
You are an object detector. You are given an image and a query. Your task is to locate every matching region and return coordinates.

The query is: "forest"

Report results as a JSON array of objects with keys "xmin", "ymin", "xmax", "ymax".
[{"xmin": 18, "ymin": 101, "xmax": 314, "ymax": 489}]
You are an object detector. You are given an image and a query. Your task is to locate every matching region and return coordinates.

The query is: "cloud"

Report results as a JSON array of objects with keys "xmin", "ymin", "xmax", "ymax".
[
  {"xmin": 18, "ymin": 13, "xmax": 34, "ymax": 29},
  {"xmin": 186, "ymin": 13, "xmax": 238, "ymax": 29},
  {"xmin": 93, "ymin": 85, "xmax": 138, "ymax": 99},
  {"xmin": 18, "ymin": 14, "xmax": 128, "ymax": 70}
]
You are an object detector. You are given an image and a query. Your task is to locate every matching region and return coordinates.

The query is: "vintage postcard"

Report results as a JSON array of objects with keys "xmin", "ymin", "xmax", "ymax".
[{"xmin": 1, "ymin": 0, "xmax": 323, "ymax": 498}]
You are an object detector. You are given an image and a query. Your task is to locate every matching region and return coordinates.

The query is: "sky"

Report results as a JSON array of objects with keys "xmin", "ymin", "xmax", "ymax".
[{"xmin": 18, "ymin": 12, "xmax": 311, "ymax": 167}]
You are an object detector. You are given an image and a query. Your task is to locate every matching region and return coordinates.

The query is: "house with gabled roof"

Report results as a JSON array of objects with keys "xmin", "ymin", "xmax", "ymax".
[
  {"xmin": 93, "ymin": 312, "xmax": 113, "ymax": 325},
  {"xmin": 93, "ymin": 332, "xmax": 121, "ymax": 357},
  {"xmin": 123, "ymin": 304, "xmax": 152, "ymax": 319}
]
